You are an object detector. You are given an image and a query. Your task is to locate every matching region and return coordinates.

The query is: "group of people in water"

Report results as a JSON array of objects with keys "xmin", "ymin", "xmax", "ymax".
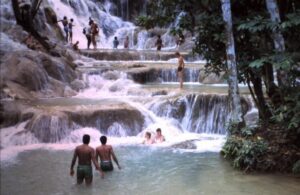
[{"xmin": 70, "ymin": 128, "xmax": 166, "ymax": 185}]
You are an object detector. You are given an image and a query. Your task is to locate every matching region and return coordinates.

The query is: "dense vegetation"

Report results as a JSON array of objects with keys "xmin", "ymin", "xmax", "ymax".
[{"xmin": 137, "ymin": 0, "xmax": 300, "ymax": 173}]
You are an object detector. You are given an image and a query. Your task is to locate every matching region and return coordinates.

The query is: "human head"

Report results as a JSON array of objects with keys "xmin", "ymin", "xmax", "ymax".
[
  {"xmin": 75, "ymin": 41, "xmax": 79, "ymax": 44},
  {"xmin": 114, "ymin": 36, "xmax": 117, "ymax": 40},
  {"xmin": 175, "ymin": 52, "xmax": 180, "ymax": 57},
  {"xmin": 63, "ymin": 16, "xmax": 67, "ymax": 20},
  {"xmin": 145, "ymin": 132, "xmax": 151, "ymax": 139},
  {"xmin": 158, "ymin": 35, "xmax": 161, "ymax": 38},
  {"xmin": 156, "ymin": 128, "xmax": 162, "ymax": 135},
  {"xmin": 100, "ymin": 135, "xmax": 107, "ymax": 145},
  {"xmin": 70, "ymin": 18, "xmax": 73, "ymax": 22},
  {"xmin": 89, "ymin": 20, "xmax": 94, "ymax": 25},
  {"xmin": 83, "ymin": 134, "xmax": 90, "ymax": 144}
]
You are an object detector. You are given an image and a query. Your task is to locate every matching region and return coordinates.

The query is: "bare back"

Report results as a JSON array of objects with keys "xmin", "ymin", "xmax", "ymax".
[
  {"xmin": 76, "ymin": 144, "xmax": 94, "ymax": 165},
  {"xmin": 178, "ymin": 56, "xmax": 185, "ymax": 68},
  {"xmin": 96, "ymin": 145, "xmax": 113, "ymax": 161}
]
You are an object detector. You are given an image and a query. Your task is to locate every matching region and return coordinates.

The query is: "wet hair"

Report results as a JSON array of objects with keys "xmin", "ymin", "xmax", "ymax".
[
  {"xmin": 100, "ymin": 136, "xmax": 107, "ymax": 144},
  {"xmin": 145, "ymin": 132, "xmax": 151, "ymax": 138},
  {"xmin": 156, "ymin": 128, "xmax": 161, "ymax": 133},
  {"xmin": 70, "ymin": 18, "xmax": 73, "ymax": 22},
  {"xmin": 83, "ymin": 134, "xmax": 90, "ymax": 144},
  {"xmin": 114, "ymin": 36, "xmax": 117, "ymax": 39},
  {"xmin": 157, "ymin": 35, "xmax": 161, "ymax": 38},
  {"xmin": 175, "ymin": 52, "xmax": 180, "ymax": 56}
]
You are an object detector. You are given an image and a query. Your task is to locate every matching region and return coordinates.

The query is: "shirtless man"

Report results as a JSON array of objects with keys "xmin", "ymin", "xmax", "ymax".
[
  {"xmin": 154, "ymin": 128, "xmax": 165, "ymax": 143},
  {"xmin": 175, "ymin": 52, "xmax": 185, "ymax": 89},
  {"xmin": 70, "ymin": 134, "xmax": 104, "ymax": 186},
  {"xmin": 96, "ymin": 136, "xmax": 121, "ymax": 172}
]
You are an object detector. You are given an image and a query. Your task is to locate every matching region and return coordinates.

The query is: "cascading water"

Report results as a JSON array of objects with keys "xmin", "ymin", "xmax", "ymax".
[{"xmin": 47, "ymin": 0, "xmax": 177, "ymax": 49}]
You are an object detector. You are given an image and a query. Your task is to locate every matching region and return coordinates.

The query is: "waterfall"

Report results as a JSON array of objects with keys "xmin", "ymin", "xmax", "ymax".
[
  {"xmin": 46, "ymin": 0, "xmax": 178, "ymax": 49},
  {"xmin": 148, "ymin": 94, "xmax": 251, "ymax": 134},
  {"xmin": 160, "ymin": 68, "xmax": 200, "ymax": 82}
]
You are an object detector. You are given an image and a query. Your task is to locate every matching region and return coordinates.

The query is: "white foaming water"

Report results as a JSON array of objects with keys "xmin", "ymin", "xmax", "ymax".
[
  {"xmin": 76, "ymin": 71, "xmax": 142, "ymax": 98},
  {"xmin": 47, "ymin": 0, "xmax": 177, "ymax": 49},
  {"xmin": 48, "ymin": 0, "xmax": 134, "ymax": 49}
]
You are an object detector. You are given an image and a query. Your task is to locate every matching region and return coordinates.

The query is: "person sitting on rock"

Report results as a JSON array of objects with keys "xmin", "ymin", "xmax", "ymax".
[{"xmin": 73, "ymin": 41, "xmax": 79, "ymax": 51}]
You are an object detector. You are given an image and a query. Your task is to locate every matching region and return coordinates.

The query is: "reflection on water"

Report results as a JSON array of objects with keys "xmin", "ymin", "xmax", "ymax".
[{"xmin": 1, "ymin": 147, "xmax": 299, "ymax": 195}]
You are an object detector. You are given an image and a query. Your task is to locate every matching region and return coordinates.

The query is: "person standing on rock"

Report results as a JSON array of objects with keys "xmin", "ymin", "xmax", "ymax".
[
  {"xmin": 68, "ymin": 18, "xmax": 75, "ymax": 43},
  {"xmin": 176, "ymin": 52, "xmax": 185, "ymax": 89},
  {"xmin": 83, "ymin": 25, "xmax": 92, "ymax": 49},
  {"xmin": 96, "ymin": 136, "xmax": 121, "ymax": 172},
  {"xmin": 113, "ymin": 36, "xmax": 119, "ymax": 49},
  {"xmin": 124, "ymin": 36, "xmax": 129, "ymax": 49},
  {"xmin": 70, "ymin": 134, "xmax": 104, "ymax": 186},
  {"xmin": 90, "ymin": 20, "xmax": 99, "ymax": 50},
  {"xmin": 155, "ymin": 35, "xmax": 163, "ymax": 51},
  {"xmin": 57, "ymin": 16, "xmax": 69, "ymax": 42}
]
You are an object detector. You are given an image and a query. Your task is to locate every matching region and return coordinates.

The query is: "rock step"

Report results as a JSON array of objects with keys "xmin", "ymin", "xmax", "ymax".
[
  {"xmin": 76, "ymin": 61, "xmax": 206, "ymax": 71},
  {"xmin": 80, "ymin": 49, "xmax": 198, "ymax": 61}
]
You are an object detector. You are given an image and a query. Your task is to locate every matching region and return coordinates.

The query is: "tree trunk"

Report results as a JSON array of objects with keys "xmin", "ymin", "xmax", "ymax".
[
  {"xmin": 265, "ymin": 0, "xmax": 288, "ymax": 87},
  {"xmin": 220, "ymin": 0, "xmax": 244, "ymax": 124},
  {"xmin": 12, "ymin": 0, "xmax": 51, "ymax": 50}
]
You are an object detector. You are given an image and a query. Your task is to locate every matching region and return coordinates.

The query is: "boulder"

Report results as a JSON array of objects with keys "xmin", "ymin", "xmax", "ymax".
[
  {"xmin": 0, "ymin": 50, "xmax": 78, "ymax": 99},
  {"xmin": 70, "ymin": 79, "xmax": 86, "ymax": 91}
]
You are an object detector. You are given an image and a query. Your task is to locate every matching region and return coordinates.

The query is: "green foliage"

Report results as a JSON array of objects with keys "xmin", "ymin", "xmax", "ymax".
[
  {"xmin": 233, "ymin": 139, "xmax": 268, "ymax": 169},
  {"xmin": 241, "ymin": 126, "xmax": 256, "ymax": 138},
  {"xmin": 272, "ymin": 90, "xmax": 300, "ymax": 130},
  {"xmin": 249, "ymin": 54, "xmax": 294, "ymax": 70},
  {"xmin": 292, "ymin": 160, "xmax": 300, "ymax": 174},
  {"xmin": 222, "ymin": 136, "xmax": 268, "ymax": 170}
]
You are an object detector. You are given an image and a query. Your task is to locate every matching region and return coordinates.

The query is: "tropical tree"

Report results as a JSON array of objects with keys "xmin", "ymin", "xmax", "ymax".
[{"xmin": 12, "ymin": 0, "xmax": 51, "ymax": 50}]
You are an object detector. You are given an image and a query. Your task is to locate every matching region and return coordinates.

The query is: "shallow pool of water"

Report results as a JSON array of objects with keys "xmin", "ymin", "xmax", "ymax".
[{"xmin": 1, "ymin": 146, "xmax": 299, "ymax": 195}]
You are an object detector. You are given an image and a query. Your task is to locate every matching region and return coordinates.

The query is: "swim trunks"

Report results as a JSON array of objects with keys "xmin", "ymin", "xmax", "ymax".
[
  {"xmin": 77, "ymin": 165, "xmax": 92, "ymax": 181},
  {"xmin": 100, "ymin": 161, "xmax": 114, "ymax": 171}
]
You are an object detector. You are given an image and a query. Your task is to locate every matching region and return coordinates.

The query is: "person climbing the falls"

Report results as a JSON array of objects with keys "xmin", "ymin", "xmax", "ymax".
[
  {"xmin": 154, "ymin": 128, "xmax": 165, "ymax": 143},
  {"xmin": 96, "ymin": 136, "xmax": 121, "ymax": 172},
  {"xmin": 155, "ymin": 35, "xmax": 163, "ymax": 51},
  {"xmin": 176, "ymin": 52, "xmax": 185, "ymax": 89},
  {"xmin": 70, "ymin": 134, "xmax": 104, "ymax": 186},
  {"xmin": 57, "ymin": 16, "xmax": 69, "ymax": 42}
]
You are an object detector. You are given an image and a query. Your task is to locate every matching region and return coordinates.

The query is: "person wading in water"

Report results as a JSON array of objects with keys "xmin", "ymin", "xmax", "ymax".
[
  {"xmin": 70, "ymin": 134, "xmax": 104, "ymax": 186},
  {"xmin": 96, "ymin": 136, "xmax": 121, "ymax": 172}
]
